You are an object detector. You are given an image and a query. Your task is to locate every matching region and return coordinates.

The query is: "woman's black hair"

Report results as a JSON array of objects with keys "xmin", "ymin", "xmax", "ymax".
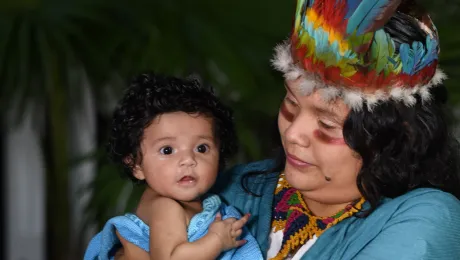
[
  {"xmin": 107, "ymin": 72, "xmax": 237, "ymax": 182},
  {"xmin": 346, "ymin": 85, "xmax": 460, "ymax": 214},
  {"xmin": 242, "ymin": 10, "xmax": 460, "ymax": 215}
]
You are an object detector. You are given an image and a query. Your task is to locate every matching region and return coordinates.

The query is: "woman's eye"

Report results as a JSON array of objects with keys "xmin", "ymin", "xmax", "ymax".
[
  {"xmin": 319, "ymin": 120, "xmax": 335, "ymax": 129},
  {"xmin": 285, "ymin": 96, "xmax": 297, "ymax": 106},
  {"xmin": 196, "ymin": 144, "xmax": 209, "ymax": 153},
  {"xmin": 160, "ymin": 146, "xmax": 173, "ymax": 155}
]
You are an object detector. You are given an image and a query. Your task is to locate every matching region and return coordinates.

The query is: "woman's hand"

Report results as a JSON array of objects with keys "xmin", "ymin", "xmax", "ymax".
[{"xmin": 115, "ymin": 230, "xmax": 149, "ymax": 260}]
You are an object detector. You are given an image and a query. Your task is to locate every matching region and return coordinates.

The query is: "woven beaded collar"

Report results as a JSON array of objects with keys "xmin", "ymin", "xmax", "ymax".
[{"xmin": 270, "ymin": 174, "xmax": 365, "ymax": 260}]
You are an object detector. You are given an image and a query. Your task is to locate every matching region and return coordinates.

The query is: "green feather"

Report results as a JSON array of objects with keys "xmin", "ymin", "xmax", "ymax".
[
  {"xmin": 370, "ymin": 29, "xmax": 398, "ymax": 75},
  {"xmin": 371, "ymin": 30, "xmax": 388, "ymax": 73},
  {"xmin": 347, "ymin": 31, "xmax": 374, "ymax": 53}
]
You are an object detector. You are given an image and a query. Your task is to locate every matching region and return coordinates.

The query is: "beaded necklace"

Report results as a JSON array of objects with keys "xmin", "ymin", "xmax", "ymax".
[{"xmin": 270, "ymin": 174, "xmax": 366, "ymax": 260}]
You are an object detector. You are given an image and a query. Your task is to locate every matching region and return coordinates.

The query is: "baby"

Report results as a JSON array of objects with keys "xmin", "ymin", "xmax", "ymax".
[{"xmin": 84, "ymin": 72, "xmax": 262, "ymax": 260}]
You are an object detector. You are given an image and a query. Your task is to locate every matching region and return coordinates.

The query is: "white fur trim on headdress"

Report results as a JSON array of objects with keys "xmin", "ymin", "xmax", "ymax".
[
  {"xmin": 319, "ymin": 86, "xmax": 341, "ymax": 102},
  {"xmin": 271, "ymin": 41, "xmax": 447, "ymax": 111},
  {"xmin": 271, "ymin": 41, "xmax": 294, "ymax": 74}
]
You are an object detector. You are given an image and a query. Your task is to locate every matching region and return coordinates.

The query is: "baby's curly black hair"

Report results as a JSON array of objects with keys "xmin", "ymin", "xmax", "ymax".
[{"xmin": 107, "ymin": 72, "xmax": 237, "ymax": 182}]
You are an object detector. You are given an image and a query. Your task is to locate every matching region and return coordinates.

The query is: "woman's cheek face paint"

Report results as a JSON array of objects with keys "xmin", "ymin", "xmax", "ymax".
[
  {"xmin": 313, "ymin": 129, "xmax": 346, "ymax": 145},
  {"xmin": 281, "ymin": 102, "xmax": 345, "ymax": 145},
  {"xmin": 279, "ymin": 102, "xmax": 294, "ymax": 122}
]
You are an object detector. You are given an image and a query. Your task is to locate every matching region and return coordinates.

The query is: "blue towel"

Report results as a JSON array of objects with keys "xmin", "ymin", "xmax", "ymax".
[{"xmin": 84, "ymin": 194, "xmax": 263, "ymax": 260}]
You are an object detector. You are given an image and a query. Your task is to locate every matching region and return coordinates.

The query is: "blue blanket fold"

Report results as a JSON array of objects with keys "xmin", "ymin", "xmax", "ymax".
[{"xmin": 84, "ymin": 194, "xmax": 263, "ymax": 260}]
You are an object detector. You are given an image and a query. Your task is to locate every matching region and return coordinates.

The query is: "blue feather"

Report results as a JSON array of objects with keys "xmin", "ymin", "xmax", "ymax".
[
  {"xmin": 346, "ymin": 0, "xmax": 397, "ymax": 36},
  {"xmin": 301, "ymin": 0, "xmax": 310, "ymax": 16},
  {"xmin": 304, "ymin": 18, "xmax": 315, "ymax": 35},
  {"xmin": 411, "ymin": 41, "xmax": 425, "ymax": 73},
  {"xmin": 415, "ymin": 36, "xmax": 439, "ymax": 72},
  {"xmin": 345, "ymin": 0, "xmax": 362, "ymax": 19},
  {"xmin": 301, "ymin": 0, "xmax": 314, "ymax": 9},
  {"xmin": 399, "ymin": 43, "xmax": 413, "ymax": 74},
  {"xmin": 330, "ymin": 40, "xmax": 340, "ymax": 64},
  {"xmin": 400, "ymin": 37, "xmax": 440, "ymax": 75},
  {"xmin": 314, "ymin": 29, "xmax": 329, "ymax": 55}
]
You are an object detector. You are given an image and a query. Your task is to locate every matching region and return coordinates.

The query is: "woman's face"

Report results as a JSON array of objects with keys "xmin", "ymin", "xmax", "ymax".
[{"xmin": 278, "ymin": 77, "xmax": 362, "ymax": 204}]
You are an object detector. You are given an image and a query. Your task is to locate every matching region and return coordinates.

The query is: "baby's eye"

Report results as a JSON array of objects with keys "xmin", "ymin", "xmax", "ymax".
[
  {"xmin": 160, "ymin": 146, "xmax": 173, "ymax": 155},
  {"xmin": 196, "ymin": 144, "xmax": 209, "ymax": 153}
]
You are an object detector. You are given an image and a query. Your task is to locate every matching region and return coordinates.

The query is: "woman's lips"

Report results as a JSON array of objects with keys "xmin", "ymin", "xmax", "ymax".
[{"xmin": 286, "ymin": 153, "xmax": 312, "ymax": 168}]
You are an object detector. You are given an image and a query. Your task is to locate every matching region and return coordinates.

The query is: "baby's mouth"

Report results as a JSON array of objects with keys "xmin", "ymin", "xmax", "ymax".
[{"xmin": 179, "ymin": 176, "xmax": 196, "ymax": 182}]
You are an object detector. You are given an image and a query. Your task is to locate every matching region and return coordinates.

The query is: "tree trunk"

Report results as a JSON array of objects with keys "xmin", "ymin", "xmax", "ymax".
[{"xmin": 46, "ymin": 78, "xmax": 70, "ymax": 260}]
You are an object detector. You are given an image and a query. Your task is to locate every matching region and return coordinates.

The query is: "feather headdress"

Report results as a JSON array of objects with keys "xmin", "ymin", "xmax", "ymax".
[{"xmin": 272, "ymin": 0, "xmax": 444, "ymax": 110}]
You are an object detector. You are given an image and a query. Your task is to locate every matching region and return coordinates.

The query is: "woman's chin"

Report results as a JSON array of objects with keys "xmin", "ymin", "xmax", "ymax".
[{"xmin": 284, "ymin": 166, "xmax": 327, "ymax": 191}]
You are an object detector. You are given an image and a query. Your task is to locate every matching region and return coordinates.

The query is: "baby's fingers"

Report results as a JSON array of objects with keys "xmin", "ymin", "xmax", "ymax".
[
  {"xmin": 232, "ymin": 213, "xmax": 250, "ymax": 230},
  {"xmin": 214, "ymin": 212, "xmax": 222, "ymax": 221},
  {"xmin": 235, "ymin": 239, "xmax": 247, "ymax": 248},
  {"xmin": 232, "ymin": 229, "xmax": 243, "ymax": 238}
]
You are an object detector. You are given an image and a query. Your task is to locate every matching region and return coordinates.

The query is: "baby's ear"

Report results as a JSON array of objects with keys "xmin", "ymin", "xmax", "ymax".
[
  {"xmin": 132, "ymin": 165, "xmax": 146, "ymax": 180},
  {"xmin": 124, "ymin": 156, "xmax": 145, "ymax": 180}
]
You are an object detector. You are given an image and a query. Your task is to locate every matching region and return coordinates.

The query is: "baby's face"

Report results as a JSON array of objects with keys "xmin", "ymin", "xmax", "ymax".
[{"xmin": 133, "ymin": 112, "xmax": 220, "ymax": 202}]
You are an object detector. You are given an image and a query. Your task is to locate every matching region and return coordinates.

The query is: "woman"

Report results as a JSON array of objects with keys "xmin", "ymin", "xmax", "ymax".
[{"xmin": 116, "ymin": 0, "xmax": 460, "ymax": 259}]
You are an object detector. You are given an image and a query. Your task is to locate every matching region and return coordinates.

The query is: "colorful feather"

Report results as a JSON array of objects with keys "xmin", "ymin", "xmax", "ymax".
[
  {"xmin": 371, "ymin": 30, "xmax": 391, "ymax": 73},
  {"xmin": 369, "ymin": 29, "xmax": 402, "ymax": 75},
  {"xmin": 289, "ymin": 0, "xmax": 440, "ymax": 91},
  {"xmin": 400, "ymin": 41, "xmax": 426, "ymax": 75},
  {"xmin": 345, "ymin": 0, "xmax": 361, "ymax": 19},
  {"xmin": 415, "ymin": 35, "xmax": 439, "ymax": 72},
  {"xmin": 347, "ymin": 31, "xmax": 374, "ymax": 53},
  {"xmin": 346, "ymin": 0, "xmax": 402, "ymax": 35}
]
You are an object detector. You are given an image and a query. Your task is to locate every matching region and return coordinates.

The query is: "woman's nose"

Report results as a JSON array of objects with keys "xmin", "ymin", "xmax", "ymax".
[{"xmin": 284, "ymin": 115, "xmax": 311, "ymax": 147}]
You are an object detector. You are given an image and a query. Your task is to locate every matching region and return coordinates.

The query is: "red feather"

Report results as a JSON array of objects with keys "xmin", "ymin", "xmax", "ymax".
[{"xmin": 312, "ymin": 0, "xmax": 348, "ymax": 34}]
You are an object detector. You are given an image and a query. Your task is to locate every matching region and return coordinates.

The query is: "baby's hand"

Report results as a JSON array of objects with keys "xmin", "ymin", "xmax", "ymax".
[{"xmin": 208, "ymin": 212, "xmax": 250, "ymax": 251}]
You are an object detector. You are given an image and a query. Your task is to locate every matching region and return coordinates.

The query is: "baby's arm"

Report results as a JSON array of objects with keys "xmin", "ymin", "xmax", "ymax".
[
  {"xmin": 115, "ymin": 230, "xmax": 149, "ymax": 260},
  {"xmin": 150, "ymin": 197, "xmax": 248, "ymax": 260}
]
